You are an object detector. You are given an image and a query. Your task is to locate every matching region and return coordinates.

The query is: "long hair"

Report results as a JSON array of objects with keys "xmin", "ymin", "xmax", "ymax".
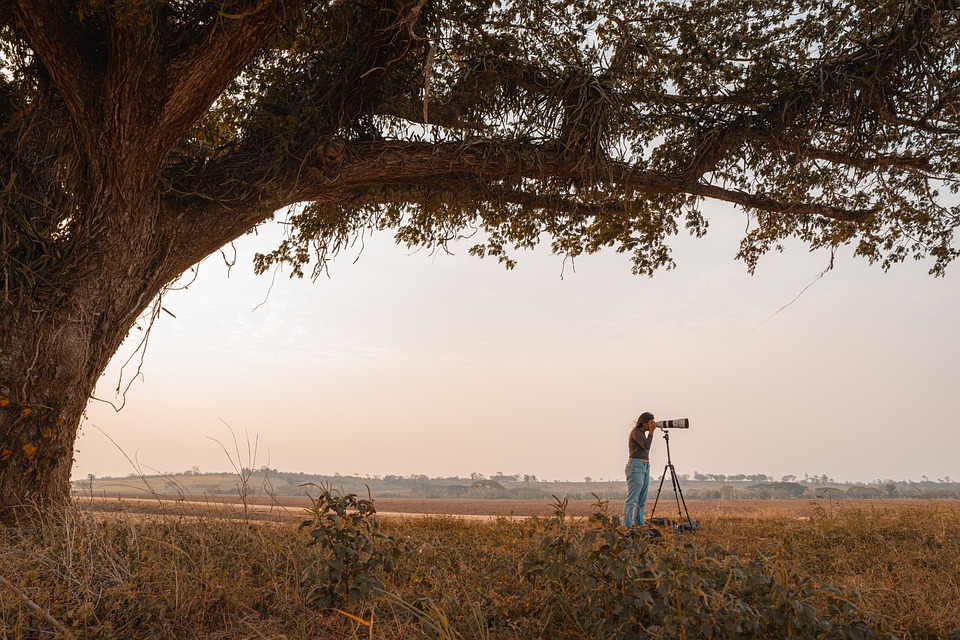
[{"xmin": 635, "ymin": 412, "xmax": 654, "ymax": 429}]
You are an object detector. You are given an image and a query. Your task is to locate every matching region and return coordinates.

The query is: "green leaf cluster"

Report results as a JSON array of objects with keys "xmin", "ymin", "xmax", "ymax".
[{"xmin": 298, "ymin": 483, "xmax": 400, "ymax": 609}]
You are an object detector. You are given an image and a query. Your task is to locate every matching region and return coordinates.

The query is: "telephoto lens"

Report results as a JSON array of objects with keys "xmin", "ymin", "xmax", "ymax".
[{"xmin": 655, "ymin": 418, "xmax": 690, "ymax": 429}]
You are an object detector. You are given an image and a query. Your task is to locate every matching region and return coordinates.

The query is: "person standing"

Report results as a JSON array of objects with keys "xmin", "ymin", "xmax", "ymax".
[{"xmin": 623, "ymin": 412, "xmax": 656, "ymax": 527}]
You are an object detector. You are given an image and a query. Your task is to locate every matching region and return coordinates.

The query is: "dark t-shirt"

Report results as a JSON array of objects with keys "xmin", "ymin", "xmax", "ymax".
[{"xmin": 628, "ymin": 427, "xmax": 654, "ymax": 460}]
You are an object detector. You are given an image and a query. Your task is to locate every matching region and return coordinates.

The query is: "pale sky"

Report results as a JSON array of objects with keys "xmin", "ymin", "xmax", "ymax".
[{"xmin": 75, "ymin": 201, "xmax": 959, "ymax": 484}]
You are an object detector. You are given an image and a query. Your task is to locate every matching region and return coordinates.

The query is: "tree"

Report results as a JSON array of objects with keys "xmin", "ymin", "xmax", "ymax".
[{"xmin": 0, "ymin": 0, "xmax": 958, "ymax": 521}]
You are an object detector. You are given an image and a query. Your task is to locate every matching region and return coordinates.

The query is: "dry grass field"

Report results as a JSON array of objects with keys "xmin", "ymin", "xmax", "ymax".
[{"xmin": 1, "ymin": 495, "xmax": 957, "ymax": 639}]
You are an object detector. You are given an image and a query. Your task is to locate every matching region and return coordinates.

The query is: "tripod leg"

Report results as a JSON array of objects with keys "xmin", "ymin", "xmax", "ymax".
[
  {"xmin": 667, "ymin": 464, "xmax": 684, "ymax": 522},
  {"xmin": 669, "ymin": 465, "xmax": 696, "ymax": 531},
  {"xmin": 649, "ymin": 465, "xmax": 670, "ymax": 520}
]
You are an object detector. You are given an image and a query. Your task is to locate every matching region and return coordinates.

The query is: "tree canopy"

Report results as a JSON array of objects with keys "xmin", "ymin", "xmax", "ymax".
[
  {"xmin": 0, "ymin": 0, "xmax": 958, "ymax": 517},
  {"xmin": 5, "ymin": 0, "xmax": 958, "ymax": 297}
]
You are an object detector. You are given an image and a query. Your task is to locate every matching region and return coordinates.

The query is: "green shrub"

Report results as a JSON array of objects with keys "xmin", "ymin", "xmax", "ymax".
[{"xmin": 299, "ymin": 484, "xmax": 399, "ymax": 609}]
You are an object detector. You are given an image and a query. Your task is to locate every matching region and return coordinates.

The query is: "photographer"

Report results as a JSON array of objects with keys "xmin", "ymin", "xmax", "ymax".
[{"xmin": 623, "ymin": 412, "xmax": 656, "ymax": 527}]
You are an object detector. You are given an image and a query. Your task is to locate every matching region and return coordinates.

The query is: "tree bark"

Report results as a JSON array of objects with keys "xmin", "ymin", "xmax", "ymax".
[
  {"xmin": 0, "ymin": 195, "xmax": 185, "ymax": 524},
  {"xmin": 0, "ymin": 311, "xmax": 106, "ymax": 521}
]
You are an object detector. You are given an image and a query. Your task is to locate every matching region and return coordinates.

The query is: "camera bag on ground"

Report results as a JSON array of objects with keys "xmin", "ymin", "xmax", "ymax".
[{"xmin": 648, "ymin": 516, "xmax": 675, "ymax": 528}]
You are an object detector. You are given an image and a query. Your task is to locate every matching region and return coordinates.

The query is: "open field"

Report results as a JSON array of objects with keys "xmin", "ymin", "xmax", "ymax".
[
  {"xmin": 2, "ymin": 496, "xmax": 958, "ymax": 639},
  {"xmin": 76, "ymin": 491, "xmax": 943, "ymax": 520}
]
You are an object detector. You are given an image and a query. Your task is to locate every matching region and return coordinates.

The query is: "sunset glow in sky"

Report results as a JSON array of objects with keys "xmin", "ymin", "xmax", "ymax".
[{"xmin": 75, "ymin": 201, "xmax": 959, "ymax": 484}]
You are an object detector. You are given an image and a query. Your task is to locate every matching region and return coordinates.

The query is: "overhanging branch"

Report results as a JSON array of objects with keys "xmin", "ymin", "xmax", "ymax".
[
  {"xmin": 319, "ymin": 142, "xmax": 877, "ymax": 223},
  {"xmin": 168, "ymin": 139, "xmax": 877, "ymax": 245}
]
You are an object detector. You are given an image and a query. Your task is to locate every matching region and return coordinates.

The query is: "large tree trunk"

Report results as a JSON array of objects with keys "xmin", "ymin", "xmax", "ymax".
[
  {"xmin": 0, "ymin": 299, "xmax": 157, "ymax": 523},
  {"xmin": 0, "ymin": 181, "xmax": 267, "ymax": 524},
  {"xmin": 0, "ymin": 310, "xmax": 110, "ymax": 521},
  {"xmin": 0, "ymin": 200, "xmax": 179, "ymax": 524}
]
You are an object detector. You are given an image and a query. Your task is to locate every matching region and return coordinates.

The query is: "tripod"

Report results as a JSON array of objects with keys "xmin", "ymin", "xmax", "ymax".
[{"xmin": 649, "ymin": 431, "xmax": 698, "ymax": 532}]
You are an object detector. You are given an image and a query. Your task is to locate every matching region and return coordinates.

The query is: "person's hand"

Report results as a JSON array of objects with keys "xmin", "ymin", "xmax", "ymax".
[{"xmin": 646, "ymin": 420, "xmax": 657, "ymax": 434}]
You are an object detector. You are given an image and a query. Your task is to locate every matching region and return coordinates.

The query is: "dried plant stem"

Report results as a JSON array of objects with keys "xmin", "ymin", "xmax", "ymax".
[{"xmin": 0, "ymin": 572, "xmax": 77, "ymax": 639}]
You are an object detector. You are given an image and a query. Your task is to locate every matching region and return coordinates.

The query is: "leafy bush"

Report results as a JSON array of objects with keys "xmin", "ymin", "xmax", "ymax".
[
  {"xmin": 299, "ymin": 484, "xmax": 399, "ymax": 609},
  {"xmin": 519, "ymin": 498, "xmax": 886, "ymax": 639}
]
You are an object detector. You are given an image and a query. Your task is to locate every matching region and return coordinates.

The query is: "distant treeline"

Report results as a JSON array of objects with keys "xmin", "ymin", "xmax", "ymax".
[{"xmin": 75, "ymin": 468, "xmax": 960, "ymax": 501}]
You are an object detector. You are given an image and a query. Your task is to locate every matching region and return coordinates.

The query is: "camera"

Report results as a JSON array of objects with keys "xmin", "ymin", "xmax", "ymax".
[{"xmin": 656, "ymin": 418, "xmax": 690, "ymax": 429}]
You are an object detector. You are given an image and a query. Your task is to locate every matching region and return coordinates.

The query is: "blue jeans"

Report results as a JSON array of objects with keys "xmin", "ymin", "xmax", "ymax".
[{"xmin": 623, "ymin": 458, "xmax": 650, "ymax": 527}]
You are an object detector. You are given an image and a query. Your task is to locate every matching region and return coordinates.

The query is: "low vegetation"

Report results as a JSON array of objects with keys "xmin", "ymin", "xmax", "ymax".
[{"xmin": 1, "ymin": 495, "xmax": 957, "ymax": 639}]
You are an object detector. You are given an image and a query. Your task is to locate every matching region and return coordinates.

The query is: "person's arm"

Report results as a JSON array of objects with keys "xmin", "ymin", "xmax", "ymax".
[
  {"xmin": 644, "ymin": 422, "xmax": 656, "ymax": 447},
  {"xmin": 630, "ymin": 427, "xmax": 655, "ymax": 453},
  {"xmin": 630, "ymin": 428, "xmax": 651, "ymax": 449}
]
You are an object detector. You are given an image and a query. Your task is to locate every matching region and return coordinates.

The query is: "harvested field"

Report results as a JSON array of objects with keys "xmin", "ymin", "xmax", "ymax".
[{"xmin": 77, "ymin": 491, "xmax": 946, "ymax": 520}]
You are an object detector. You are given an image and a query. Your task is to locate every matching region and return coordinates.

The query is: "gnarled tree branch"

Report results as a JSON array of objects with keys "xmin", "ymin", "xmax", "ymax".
[
  {"xmin": 158, "ymin": 0, "xmax": 306, "ymax": 155},
  {"xmin": 11, "ymin": 0, "xmax": 96, "ymax": 149},
  {"xmin": 164, "ymin": 137, "xmax": 875, "ymax": 270}
]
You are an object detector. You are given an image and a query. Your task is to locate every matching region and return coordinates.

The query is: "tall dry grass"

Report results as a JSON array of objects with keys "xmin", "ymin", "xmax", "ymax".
[{"xmin": 0, "ymin": 497, "xmax": 957, "ymax": 639}]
